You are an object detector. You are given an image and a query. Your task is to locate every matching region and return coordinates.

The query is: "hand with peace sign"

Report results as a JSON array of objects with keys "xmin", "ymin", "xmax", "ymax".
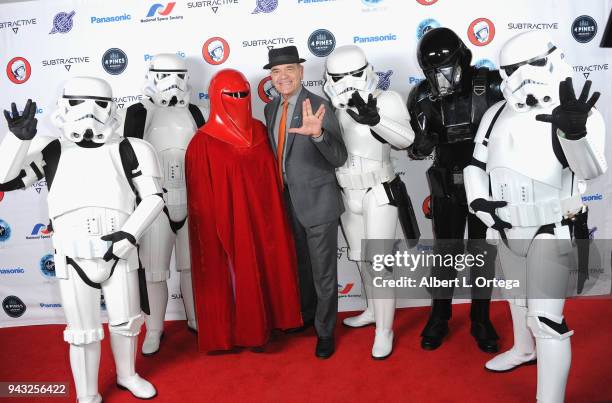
[
  {"xmin": 288, "ymin": 98, "xmax": 326, "ymax": 138},
  {"xmin": 536, "ymin": 77, "xmax": 600, "ymax": 140}
]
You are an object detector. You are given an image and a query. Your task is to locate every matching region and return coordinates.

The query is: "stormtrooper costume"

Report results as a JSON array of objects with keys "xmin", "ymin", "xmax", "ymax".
[
  {"xmin": 0, "ymin": 77, "xmax": 164, "ymax": 402},
  {"xmin": 121, "ymin": 54, "xmax": 208, "ymax": 356},
  {"xmin": 323, "ymin": 45, "xmax": 416, "ymax": 359},
  {"xmin": 464, "ymin": 31, "xmax": 606, "ymax": 402}
]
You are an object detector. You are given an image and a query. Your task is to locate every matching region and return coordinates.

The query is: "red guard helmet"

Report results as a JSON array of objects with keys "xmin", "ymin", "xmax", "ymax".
[{"xmin": 206, "ymin": 68, "xmax": 253, "ymax": 146}]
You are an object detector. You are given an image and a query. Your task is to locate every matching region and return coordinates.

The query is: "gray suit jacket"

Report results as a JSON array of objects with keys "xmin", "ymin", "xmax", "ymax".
[{"xmin": 265, "ymin": 87, "xmax": 347, "ymax": 227}]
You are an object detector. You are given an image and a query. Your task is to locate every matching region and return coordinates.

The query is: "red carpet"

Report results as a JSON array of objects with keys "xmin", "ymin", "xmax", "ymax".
[{"xmin": 1, "ymin": 299, "xmax": 611, "ymax": 403}]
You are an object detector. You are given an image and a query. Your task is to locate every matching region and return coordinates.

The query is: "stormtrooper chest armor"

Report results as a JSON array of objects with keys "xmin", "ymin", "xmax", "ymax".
[
  {"xmin": 47, "ymin": 140, "xmax": 135, "ymax": 220},
  {"xmin": 338, "ymin": 109, "xmax": 391, "ymax": 167},
  {"xmin": 143, "ymin": 105, "xmax": 196, "ymax": 209}
]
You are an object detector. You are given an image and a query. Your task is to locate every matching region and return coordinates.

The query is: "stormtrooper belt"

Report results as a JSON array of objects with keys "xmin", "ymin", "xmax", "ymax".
[
  {"xmin": 336, "ymin": 165, "xmax": 395, "ymax": 190},
  {"xmin": 498, "ymin": 196, "xmax": 583, "ymax": 228}
]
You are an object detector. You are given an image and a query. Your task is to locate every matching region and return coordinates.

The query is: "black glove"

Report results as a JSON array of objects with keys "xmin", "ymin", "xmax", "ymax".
[
  {"xmin": 470, "ymin": 198, "xmax": 512, "ymax": 232},
  {"xmin": 101, "ymin": 231, "xmax": 137, "ymax": 261},
  {"xmin": 535, "ymin": 78, "xmax": 600, "ymax": 140},
  {"xmin": 3, "ymin": 99, "xmax": 38, "ymax": 141},
  {"xmin": 346, "ymin": 91, "xmax": 380, "ymax": 126}
]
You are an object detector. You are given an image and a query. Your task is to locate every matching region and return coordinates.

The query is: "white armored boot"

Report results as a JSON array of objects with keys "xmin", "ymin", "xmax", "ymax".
[
  {"xmin": 535, "ymin": 336, "xmax": 571, "ymax": 403},
  {"xmin": 486, "ymin": 303, "xmax": 536, "ymax": 372},
  {"xmin": 70, "ymin": 342, "xmax": 102, "ymax": 403},
  {"xmin": 142, "ymin": 280, "xmax": 168, "ymax": 355},
  {"xmin": 180, "ymin": 270, "xmax": 197, "ymax": 331},
  {"xmin": 111, "ymin": 333, "xmax": 157, "ymax": 399},
  {"xmin": 371, "ymin": 298, "xmax": 395, "ymax": 359},
  {"xmin": 343, "ymin": 297, "xmax": 375, "ymax": 328}
]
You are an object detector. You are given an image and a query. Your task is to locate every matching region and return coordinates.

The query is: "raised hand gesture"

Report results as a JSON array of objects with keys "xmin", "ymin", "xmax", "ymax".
[
  {"xmin": 3, "ymin": 99, "xmax": 38, "ymax": 141},
  {"xmin": 536, "ymin": 77, "xmax": 600, "ymax": 139},
  {"xmin": 346, "ymin": 91, "xmax": 380, "ymax": 126},
  {"xmin": 288, "ymin": 98, "xmax": 325, "ymax": 137}
]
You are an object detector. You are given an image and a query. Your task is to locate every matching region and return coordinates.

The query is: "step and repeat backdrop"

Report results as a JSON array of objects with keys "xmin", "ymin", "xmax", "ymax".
[{"xmin": 1, "ymin": 0, "xmax": 611, "ymax": 327}]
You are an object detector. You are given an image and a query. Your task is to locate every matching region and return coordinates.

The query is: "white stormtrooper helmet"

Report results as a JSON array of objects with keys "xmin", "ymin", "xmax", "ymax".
[
  {"xmin": 52, "ymin": 76, "xmax": 120, "ymax": 144},
  {"xmin": 143, "ymin": 53, "xmax": 190, "ymax": 107},
  {"xmin": 324, "ymin": 45, "xmax": 379, "ymax": 109},
  {"xmin": 499, "ymin": 31, "xmax": 573, "ymax": 112}
]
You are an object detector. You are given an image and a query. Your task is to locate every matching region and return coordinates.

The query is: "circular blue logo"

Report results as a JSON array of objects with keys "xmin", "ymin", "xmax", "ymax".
[
  {"xmin": 3, "ymin": 295, "xmax": 26, "ymax": 318},
  {"xmin": 475, "ymin": 58, "xmax": 496, "ymax": 70},
  {"xmin": 572, "ymin": 15, "xmax": 597, "ymax": 43},
  {"xmin": 50, "ymin": 11, "xmax": 75, "ymax": 34},
  {"xmin": 376, "ymin": 70, "xmax": 393, "ymax": 90},
  {"xmin": 417, "ymin": 18, "xmax": 441, "ymax": 40},
  {"xmin": 0, "ymin": 219, "xmax": 11, "ymax": 242},
  {"xmin": 308, "ymin": 29, "xmax": 336, "ymax": 57},
  {"xmin": 102, "ymin": 48, "xmax": 128, "ymax": 75},
  {"xmin": 252, "ymin": 0, "xmax": 278, "ymax": 14},
  {"xmin": 39, "ymin": 254, "xmax": 56, "ymax": 278}
]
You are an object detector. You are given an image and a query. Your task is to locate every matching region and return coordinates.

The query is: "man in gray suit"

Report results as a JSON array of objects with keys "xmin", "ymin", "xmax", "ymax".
[{"xmin": 263, "ymin": 46, "xmax": 347, "ymax": 358}]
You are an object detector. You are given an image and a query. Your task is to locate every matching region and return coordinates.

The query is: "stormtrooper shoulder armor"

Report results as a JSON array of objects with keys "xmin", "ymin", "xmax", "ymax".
[
  {"xmin": 125, "ymin": 138, "xmax": 162, "ymax": 179},
  {"xmin": 121, "ymin": 102, "xmax": 151, "ymax": 139}
]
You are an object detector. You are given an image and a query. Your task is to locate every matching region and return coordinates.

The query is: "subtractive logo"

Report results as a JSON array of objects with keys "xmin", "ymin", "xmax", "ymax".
[
  {"xmin": 507, "ymin": 22, "xmax": 558, "ymax": 30},
  {"xmin": 2, "ymin": 295, "xmax": 26, "ymax": 318},
  {"xmin": 573, "ymin": 63, "xmax": 608, "ymax": 79},
  {"xmin": 376, "ymin": 70, "xmax": 393, "ymax": 90},
  {"xmin": 42, "ymin": 56, "xmax": 90, "ymax": 72},
  {"xmin": 353, "ymin": 33, "xmax": 397, "ymax": 44},
  {"xmin": 416, "ymin": 0, "xmax": 438, "ymax": 5},
  {"xmin": 0, "ymin": 219, "xmax": 12, "ymax": 242},
  {"xmin": 50, "ymin": 11, "xmax": 75, "ymax": 34},
  {"xmin": 242, "ymin": 37, "xmax": 295, "ymax": 49},
  {"xmin": 102, "ymin": 48, "xmax": 128, "ymax": 75},
  {"xmin": 203, "ymin": 37, "xmax": 230, "ymax": 65},
  {"xmin": 257, "ymin": 76, "xmax": 278, "ymax": 103},
  {"xmin": 187, "ymin": 0, "xmax": 239, "ymax": 14},
  {"xmin": 90, "ymin": 13, "xmax": 131, "ymax": 24},
  {"xmin": 416, "ymin": 19, "xmax": 440, "ymax": 40},
  {"xmin": 308, "ymin": 29, "xmax": 336, "ymax": 57},
  {"xmin": 572, "ymin": 15, "xmax": 597, "ymax": 43},
  {"xmin": 40, "ymin": 254, "xmax": 56, "ymax": 278},
  {"xmin": 252, "ymin": 0, "xmax": 277, "ymax": 14},
  {"xmin": 6, "ymin": 57, "xmax": 31, "ymax": 84},
  {"xmin": 0, "ymin": 18, "xmax": 37, "ymax": 34},
  {"xmin": 113, "ymin": 94, "xmax": 144, "ymax": 109},
  {"xmin": 468, "ymin": 18, "xmax": 495, "ymax": 46}
]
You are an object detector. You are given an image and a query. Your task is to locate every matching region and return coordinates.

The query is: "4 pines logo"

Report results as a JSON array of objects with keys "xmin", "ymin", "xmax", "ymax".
[
  {"xmin": 468, "ymin": 18, "xmax": 495, "ymax": 46},
  {"xmin": 252, "ymin": 0, "xmax": 278, "ymax": 14},
  {"xmin": 308, "ymin": 29, "xmax": 336, "ymax": 57},
  {"xmin": 6, "ymin": 57, "xmax": 31, "ymax": 84},
  {"xmin": 142, "ymin": 2, "xmax": 184, "ymax": 22},
  {"xmin": 572, "ymin": 15, "xmax": 597, "ymax": 43},
  {"xmin": 2, "ymin": 295, "xmax": 26, "ymax": 318},
  {"xmin": 102, "ymin": 48, "xmax": 128, "ymax": 75},
  {"xmin": 49, "ymin": 11, "xmax": 75, "ymax": 34}
]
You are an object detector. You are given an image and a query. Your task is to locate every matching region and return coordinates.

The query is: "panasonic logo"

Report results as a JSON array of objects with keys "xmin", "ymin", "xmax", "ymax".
[
  {"xmin": 353, "ymin": 34, "xmax": 397, "ymax": 43},
  {"xmin": 582, "ymin": 194, "xmax": 603, "ymax": 202},
  {"xmin": 39, "ymin": 303, "xmax": 62, "ymax": 308},
  {"xmin": 0, "ymin": 268, "xmax": 25, "ymax": 274},
  {"xmin": 90, "ymin": 14, "xmax": 131, "ymax": 24}
]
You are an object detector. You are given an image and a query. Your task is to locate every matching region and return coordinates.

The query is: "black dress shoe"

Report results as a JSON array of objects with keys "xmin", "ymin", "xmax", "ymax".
[
  {"xmin": 471, "ymin": 320, "xmax": 499, "ymax": 353},
  {"xmin": 283, "ymin": 319, "xmax": 314, "ymax": 334},
  {"xmin": 420, "ymin": 317, "xmax": 449, "ymax": 351},
  {"xmin": 315, "ymin": 337, "xmax": 335, "ymax": 359}
]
